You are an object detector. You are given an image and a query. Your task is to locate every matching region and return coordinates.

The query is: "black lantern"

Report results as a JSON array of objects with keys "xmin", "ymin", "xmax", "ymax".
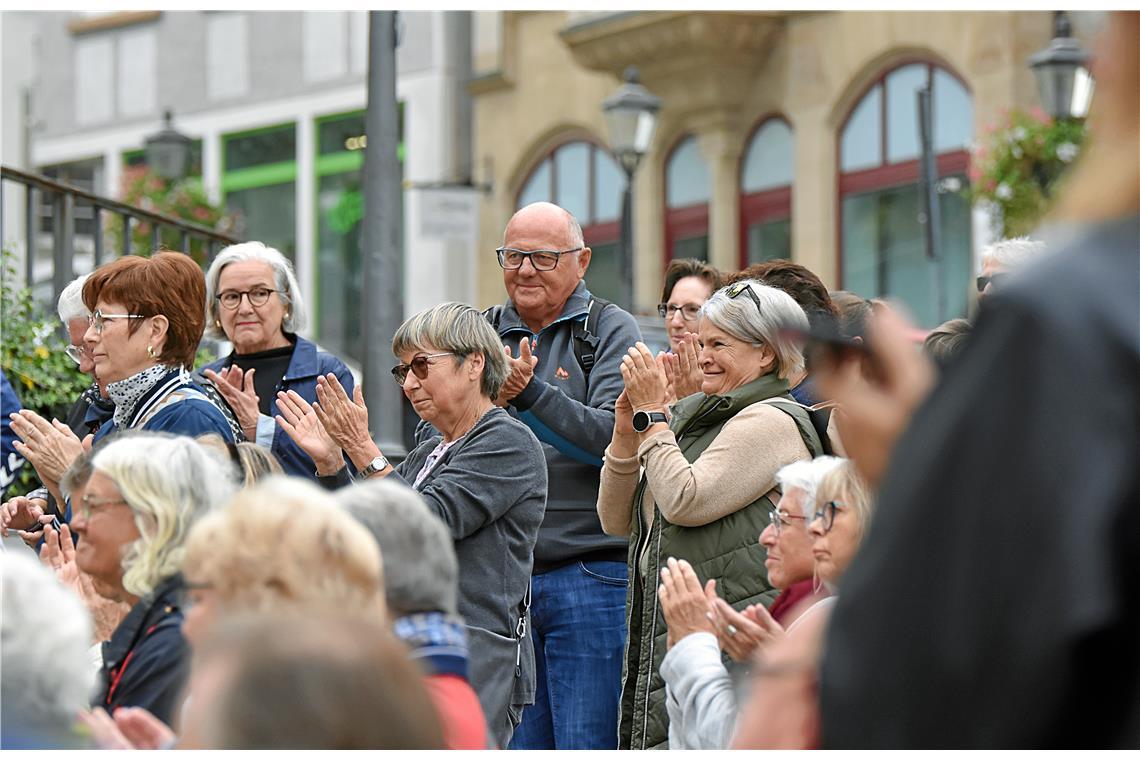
[
  {"xmin": 1028, "ymin": 11, "xmax": 1094, "ymax": 121},
  {"xmin": 602, "ymin": 67, "xmax": 661, "ymax": 176},
  {"xmin": 145, "ymin": 110, "xmax": 192, "ymax": 181}
]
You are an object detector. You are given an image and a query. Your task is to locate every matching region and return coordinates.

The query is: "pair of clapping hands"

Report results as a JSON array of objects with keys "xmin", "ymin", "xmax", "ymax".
[
  {"xmin": 658, "ymin": 556, "xmax": 784, "ymax": 662},
  {"xmin": 2, "ymin": 410, "xmax": 90, "ymax": 543}
]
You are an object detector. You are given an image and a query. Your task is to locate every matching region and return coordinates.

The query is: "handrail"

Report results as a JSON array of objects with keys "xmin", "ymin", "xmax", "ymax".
[{"xmin": 1, "ymin": 164, "xmax": 238, "ymax": 243}]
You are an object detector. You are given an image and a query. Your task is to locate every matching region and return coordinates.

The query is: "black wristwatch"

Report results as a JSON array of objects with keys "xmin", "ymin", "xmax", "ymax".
[{"xmin": 632, "ymin": 410, "xmax": 669, "ymax": 433}]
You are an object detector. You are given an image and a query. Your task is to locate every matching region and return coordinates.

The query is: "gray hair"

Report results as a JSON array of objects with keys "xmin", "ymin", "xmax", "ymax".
[
  {"xmin": 338, "ymin": 479, "xmax": 458, "ymax": 617},
  {"xmin": 981, "ymin": 237, "xmax": 1045, "ymax": 270},
  {"xmin": 60, "ymin": 449, "xmax": 94, "ymax": 502},
  {"xmin": 1, "ymin": 552, "xmax": 95, "ymax": 738},
  {"xmin": 775, "ymin": 455, "xmax": 847, "ymax": 518},
  {"xmin": 391, "ymin": 302, "xmax": 510, "ymax": 400},
  {"xmin": 57, "ymin": 274, "xmax": 91, "ymax": 324},
  {"xmin": 204, "ymin": 241, "xmax": 307, "ymax": 339},
  {"xmin": 92, "ymin": 432, "xmax": 239, "ymax": 597},
  {"xmin": 700, "ymin": 279, "xmax": 808, "ymax": 379}
]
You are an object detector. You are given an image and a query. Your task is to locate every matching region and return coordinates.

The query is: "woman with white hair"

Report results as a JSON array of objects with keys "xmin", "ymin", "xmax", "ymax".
[
  {"xmin": 200, "ymin": 241, "xmax": 354, "ymax": 480},
  {"xmin": 61, "ymin": 431, "xmax": 237, "ymax": 725},
  {"xmin": 597, "ymin": 279, "xmax": 826, "ymax": 749}
]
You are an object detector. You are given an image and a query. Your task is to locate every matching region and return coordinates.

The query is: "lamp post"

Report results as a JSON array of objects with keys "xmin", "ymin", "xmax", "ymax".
[
  {"xmin": 144, "ymin": 110, "xmax": 192, "ymax": 181},
  {"xmin": 602, "ymin": 67, "xmax": 660, "ymax": 313},
  {"xmin": 1028, "ymin": 11, "xmax": 1094, "ymax": 121}
]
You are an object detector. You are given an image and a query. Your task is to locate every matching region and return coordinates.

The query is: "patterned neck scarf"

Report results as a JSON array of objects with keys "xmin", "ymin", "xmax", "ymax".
[
  {"xmin": 392, "ymin": 611, "xmax": 470, "ymax": 680},
  {"xmin": 107, "ymin": 364, "xmax": 179, "ymax": 429}
]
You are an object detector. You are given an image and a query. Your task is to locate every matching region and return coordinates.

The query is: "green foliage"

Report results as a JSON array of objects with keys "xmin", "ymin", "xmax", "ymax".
[
  {"xmin": 969, "ymin": 108, "xmax": 1088, "ymax": 238},
  {"xmin": 1, "ymin": 250, "xmax": 90, "ymax": 497},
  {"xmin": 104, "ymin": 166, "xmax": 232, "ymax": 264}
]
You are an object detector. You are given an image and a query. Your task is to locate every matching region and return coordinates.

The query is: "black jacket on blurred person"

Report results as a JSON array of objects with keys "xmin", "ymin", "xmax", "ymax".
[{"xmin": 819, "ymin": 214, "xmax": 1140, "ymax": 747}]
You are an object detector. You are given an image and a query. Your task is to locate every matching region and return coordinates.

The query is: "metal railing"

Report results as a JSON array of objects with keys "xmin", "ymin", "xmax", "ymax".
[{"xmin": 1, "ymin": 164, "xmax": 238, "ymax": 303}]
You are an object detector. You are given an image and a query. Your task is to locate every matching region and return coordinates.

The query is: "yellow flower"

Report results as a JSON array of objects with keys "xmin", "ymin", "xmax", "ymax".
[{"xmin": 34, "ymin": 346, "xmax": 50, "ymax": 360}]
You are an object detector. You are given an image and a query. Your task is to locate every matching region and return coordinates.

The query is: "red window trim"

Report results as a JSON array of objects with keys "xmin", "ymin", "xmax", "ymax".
[
  {"xmin": 514, "ymin": 138, "xmax": 623, "ymax": 228},
  {"xmin": 738, "ymin": 114, "xmax": 794, "ymax": 267},
  {"xmin": 834, "ymin": 59, "xmax": 973, "ymax": 288}
]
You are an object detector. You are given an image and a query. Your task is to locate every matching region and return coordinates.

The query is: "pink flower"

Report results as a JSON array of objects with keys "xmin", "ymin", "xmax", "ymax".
[
  {"xmin": 1029, "ymin": 106, "xmax": 1049, "ymax": 123},
  {"xmin": 984, "ymin": 178, "xmax": 997, "ymax": 192}
]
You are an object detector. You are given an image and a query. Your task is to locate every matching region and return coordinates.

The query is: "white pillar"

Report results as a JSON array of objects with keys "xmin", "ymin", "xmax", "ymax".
[{"xmin": 295, "ymin": 115, "xmax": 316, "ymax": 338}]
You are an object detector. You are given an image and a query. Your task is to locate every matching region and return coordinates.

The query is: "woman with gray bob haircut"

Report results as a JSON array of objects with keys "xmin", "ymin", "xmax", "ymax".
[
  {"xmin": 199, "ymin": 241, "xmax": 355, "ymax": 481},
  {"xmin": 67, "ymin": 431, "xmax": 237, "ymax": 726},
  {"xmin": 276, "ymin": 301, "xmax": 546, "ymax": 748},
  {"xmin": 698, "ymin": 278, "xmax": 809, "ymax": 380}
]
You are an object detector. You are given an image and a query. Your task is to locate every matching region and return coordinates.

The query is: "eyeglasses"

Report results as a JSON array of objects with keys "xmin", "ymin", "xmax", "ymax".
[
  {"xmin": 390, "ymin": 352, "xmax": 455, "ymax": 385},
  {"xmin": 496, "ymin": 247, "xmax": 582, "ymax": 271},
  {"xmin": 975, "ymin": 273, "xmax": 1008, "ymax": 293},
  {"xmin": 217, "ymin": 287, "xmax": 278, "ymax": 309},
  {"xmin": 87, "ymin": 310, "xmax": 146, "ymax": 334},
  {"xmin": 657, "ymin": 303, "xmax": 703, "ymax": 322},
  {"xmin": 77, "ymin": 494, "xmax": 130, "ymax": 521},
  {"xmin": 768, "ymin": 508, "xmax": 808, "ymax": 537},
  {"xmin": 725, "ymin": 281, "xmax": 764, "ymax": 315},
  {"xmin": 811, "ymin": 500, "xmax": 847, "ymax": 534},
  {"xmin": 65, "ymin": 344, "xmax": 89, "ymax": 364}
]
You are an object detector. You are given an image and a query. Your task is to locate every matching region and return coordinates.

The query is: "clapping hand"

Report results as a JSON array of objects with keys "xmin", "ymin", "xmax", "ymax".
[
  {"xmin": 710, "ymin": 595, "xmax": 784, "ymax": 663},
  {"xmin": 314, "ymin": 374, "xmax": 372, "ymax": 458},
  {"xmin": 621, "ymin": 342, "xmax": 669, "ymax": 412},
  {"xmin": 9, "ymin": 410, "xmax": 84, "ymax": 494},
  {"xmin": 275, "ymin": 390, "xmax": 343, "ymax": 476},
  {"xmin": 658, "ymin": 557, "xmax": 717, "ymax": 649},
  {"xmin": 664, "ymin": 332, "xmax": 703, "ymax": 400},
  {"xmin": 79, "ymin": 706, "xmax": 176, "ymax": 750},
  {"xmin": 202, "ymin": 366, "xmax": 260, "ymax": 441},
  {"xmin": 40, "ymin": 523, "xmax": 130, "ymax": 643},
  {"xmin": 497, "ymin": 338, "xmax": 538, "ymax": 405}
]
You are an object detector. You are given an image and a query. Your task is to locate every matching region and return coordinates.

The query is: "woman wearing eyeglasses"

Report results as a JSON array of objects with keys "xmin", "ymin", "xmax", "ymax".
[
  {"xmin": 730, "ymin": 458, "xmax": 875, "ymax": 749},
  {"xmin": 274, "ymin": 301, "xmax": 547, "ymax": 748},
  {"xmin": 199, "ymin": 242, "xmax": 355, "ymax": 480},
  {"xmin": 657, "ymin": 259, "xmax": 721, "ymax": 402},
  {"xmin": 597, "ymin": 278, "xmax": 825, "ymax": 749},
  {"xmin": 81, "ymin": 252, "xmax": 234, "ymax": 446}
]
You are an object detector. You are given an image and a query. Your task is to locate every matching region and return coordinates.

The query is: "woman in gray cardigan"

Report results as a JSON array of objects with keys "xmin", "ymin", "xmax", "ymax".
[{"xmin": 276, "ymin": 302, "xmax": 547, "ymax": 749}]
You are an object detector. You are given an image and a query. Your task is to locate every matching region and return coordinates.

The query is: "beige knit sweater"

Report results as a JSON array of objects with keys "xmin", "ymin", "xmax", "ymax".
[{"xmin": 597, "ymin": 401, "xmax": 812, "ymax": 541}]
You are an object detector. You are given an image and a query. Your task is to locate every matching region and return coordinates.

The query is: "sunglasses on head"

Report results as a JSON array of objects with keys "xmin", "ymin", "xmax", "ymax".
[
  {"xmin": 976, "ymin": 273, "xmax": 1008, "ymax": 293},
  {"xmin": 725, "ymin": 281, "xmax": 763, "ymax": 314}
]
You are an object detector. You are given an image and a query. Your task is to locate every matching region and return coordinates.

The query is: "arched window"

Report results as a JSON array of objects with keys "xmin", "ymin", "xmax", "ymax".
[
  {"xmin": 740, "ymin": 117, "xmax": 793, "ymax": 266},
  {"xmin": 839, "ymin": 61, "xmax": 973, "ymax": 327},
  {"xmin": 664, "ymin": 135, "xmax": 710, "ymax": 263},
  {"xmin": 516, "ymin": 140, "xmax": 625, "ymax": 304}
]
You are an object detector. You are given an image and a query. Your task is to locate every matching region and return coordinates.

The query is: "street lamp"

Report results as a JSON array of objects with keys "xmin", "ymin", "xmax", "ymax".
[
  {"xmin": 145, "ymin": 109, "xmax": 192, "ymax": 181},
  {"xmin": 603, "ymin": 67, "xmax": 660, "ymax": 312},
  {"xmin": 1028, "ymin": 11, "xmax": 1094, "ymax": 121}
]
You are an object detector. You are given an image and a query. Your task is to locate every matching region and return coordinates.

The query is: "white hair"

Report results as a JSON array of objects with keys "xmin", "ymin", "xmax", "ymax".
[
  {"xmin": 699, "ymin": 279, "xmax": 809, "ymax": 380},
  {"xmin": 203, "ymin": 241, "xmax": 308, "ymax": 339},
  {"xmin": 339, "ymin": 478, "xmax": 459, "ymax": 617},
  {"xmin": 1, "ymin": 552, "xmax": 95, "ymax": 738},
  {"xmin": 92, "ymin": 432, "xmax": 239, "ymax": 597},
  {"xmin": 775, "ymin": 456, "xmax": 847, "ymax": 518},
  {"xmin": 981, "ymin": 237, "xmax": 1045, "ymax": 270},
  {"xmin": 57, "ymin": 274, "xmax": 91, "ymax": 324}
]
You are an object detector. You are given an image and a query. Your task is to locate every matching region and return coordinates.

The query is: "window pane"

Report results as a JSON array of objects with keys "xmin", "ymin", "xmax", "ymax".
[
  {"xmin": 672, "ymin": 234, "xmax": 708, "ymax": 262},
  {"xmin": 225, "ymin": 182, "xmax": 297, "ymax": 262},
  {"xmin": 933, "ymin": 69, "xmax": 973, "ymax": 153},
  {"xmin": 841, "ymin": 178, "xmax": 972, "ymax": 327},
  {"xmin": 555, "ymin": 142, "xmax": 590, "ymax": 224},
  {"xmin": 666, "ymin": 136, "xmax": 711, "ymax": 208},
  {"xmin": 593, "ymin": 148, "xmax": 625, "ymax": 223},
  {"xmin": 841, "ymin": 84, "xmax": 882, "ymax": 172},
  {"xmin": 518, "ymin": 159, "xmax": 551, "ymax": 208},
  {"xmin": 317, "ymin": 171, "xmax": 363, "ymax": 362},
  {"xmin": 584, "ymin": 240, "xmax": 623, "ymax": 305},
  {"xmin": 886, "ymin": 64, "xmax": 928, "ymax": 164},
  {"xmin": 319, "ymin": 113, "xmax": 366, "ymax": 155},
  {"xmin": 741, "ymin": 120, "xmax": 794, "ymax": 193},
  {"xmin": 747, "ymin": 218, "xmax": 791, "ymax": 264},
  {"xmin": 225, "ymin": 125, "xmax": 296, "ymax": 171}
]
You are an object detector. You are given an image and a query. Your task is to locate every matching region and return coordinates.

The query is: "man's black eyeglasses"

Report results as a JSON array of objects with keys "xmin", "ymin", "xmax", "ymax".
[
  {"xmin": 496, "ymin": 247, "xmax": 582, "ymax": 272},
  {"xmin": 726, "ymin": 281, "xmax": 763, "ymax": 315}
]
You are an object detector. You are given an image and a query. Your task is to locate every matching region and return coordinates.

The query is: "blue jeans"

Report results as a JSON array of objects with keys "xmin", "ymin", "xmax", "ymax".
[{"xmin": 507, "ymin": 560, "xmax": 628, "ymax": 750}]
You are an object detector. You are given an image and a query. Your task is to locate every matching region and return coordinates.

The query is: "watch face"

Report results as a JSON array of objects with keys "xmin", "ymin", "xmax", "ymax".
[{"xmin": 632, "ymin": 411, "xmax": 648, "ymax": 432}]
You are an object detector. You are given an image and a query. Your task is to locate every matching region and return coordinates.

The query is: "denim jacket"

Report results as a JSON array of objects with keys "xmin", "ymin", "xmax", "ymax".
[{"xmin": 202, "ymin": 335, "xmax": 355, "ymax": 480}]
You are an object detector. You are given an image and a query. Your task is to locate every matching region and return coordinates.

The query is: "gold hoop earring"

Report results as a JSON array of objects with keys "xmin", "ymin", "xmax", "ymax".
[{"xmin": 147, "ymin": 345, "xmax": 158, "ymax": 360}]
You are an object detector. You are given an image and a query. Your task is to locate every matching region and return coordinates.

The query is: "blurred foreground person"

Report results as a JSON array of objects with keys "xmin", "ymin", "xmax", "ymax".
[
  {"xmin": 178, "ymin": 612, "xmax": 445, "ymax": 749},
  {"xmin": 976, "ymin": 236, "xmax": 1045, "ymax": 300},
  {"xmin": 815, "ymin": 12, "xmax": 1140, "ymax": 747},
  {"xmin": 341, "ymin": 478, "xmax": 489, "ymax": 749},
  {"xmin": 1, "ymin": 552, "xmax": 95, "ymax": 749}
]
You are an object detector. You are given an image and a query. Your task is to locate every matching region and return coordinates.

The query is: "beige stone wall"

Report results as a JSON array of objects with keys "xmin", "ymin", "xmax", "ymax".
[{"xmin": 472, "ymin": 10, "xmax": 1076, "ymax": 312}]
